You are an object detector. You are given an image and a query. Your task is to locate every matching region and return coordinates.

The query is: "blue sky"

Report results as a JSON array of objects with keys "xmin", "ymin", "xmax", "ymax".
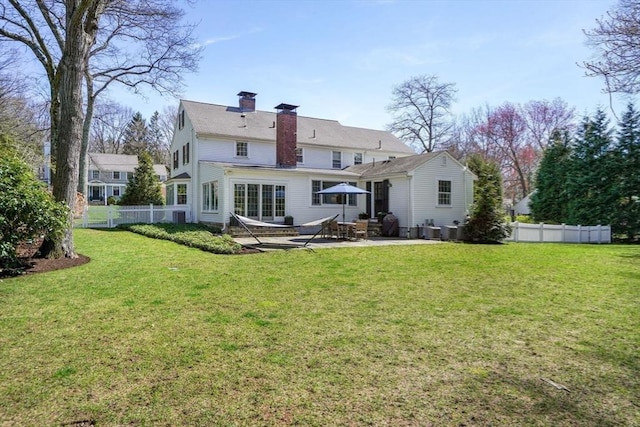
[{"xmin": 121, "ymin": 0, "xmax": 628, "ymax": 130}]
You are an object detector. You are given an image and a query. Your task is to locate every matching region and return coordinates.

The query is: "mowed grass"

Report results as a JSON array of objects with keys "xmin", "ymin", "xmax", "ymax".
[{"xmin": 0, "ymin": 229, "xmax": 638, "ymax": 426}]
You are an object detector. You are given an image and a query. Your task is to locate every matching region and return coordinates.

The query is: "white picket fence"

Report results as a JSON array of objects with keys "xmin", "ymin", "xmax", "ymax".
[
  {"xmin": 76, "ymin": 204, "xmax": 192, "ymax": 228},
  {"xmin": 506, "ymin": 222, "xmax": 611, "ymax": 243}
]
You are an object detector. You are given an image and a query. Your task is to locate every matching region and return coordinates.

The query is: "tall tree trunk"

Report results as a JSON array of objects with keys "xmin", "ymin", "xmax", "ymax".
[
  {"xmin": 78, "ymin": 74, "xmax": 95, "ymax": 195},
  {"xmin": 47, "ymin": 0, "xmax": 104, "ymax": 258}
]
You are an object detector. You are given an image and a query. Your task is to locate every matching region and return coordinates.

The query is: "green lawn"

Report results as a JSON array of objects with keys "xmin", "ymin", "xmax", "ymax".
[{"xmin": 1, "ymin": 229, "xmax": 638, "ymax": 426}]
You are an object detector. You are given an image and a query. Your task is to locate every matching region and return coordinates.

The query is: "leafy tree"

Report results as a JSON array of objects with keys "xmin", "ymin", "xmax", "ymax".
[
  {"xmin": 451, "ymin": 99, "xmax": 575, "ymax": 202},
  {"xmin": 583, "ymin": 0, "xmax": 640, "ymax": 95},
  {"xmin": 613, "ymin": 103, "xmax": 640, "ymax": 239},
  {"xmin": 0, "ymin": 140, "xmax": 68, "ymax": 273},
  {"xmin": 463, "ymin": 155, "xmax": 512, "ymax": 243},
  {"xmin": 387, "ymin": 74, "xmax": 457, "ymax": 153},
  {"xmin": 0, "ymin": 1, "xmax": 200, "ymax": 258},
  {"xmin": 530, "ymin": 130, "xmax": 573, "ymax": 223},
  {"xmin": 119, "ymin": 152, "xmax": 164, "ymax": 206},
  {"xmin": 566, "ymin": 109, "xmax": 617, "ymax": 226}
]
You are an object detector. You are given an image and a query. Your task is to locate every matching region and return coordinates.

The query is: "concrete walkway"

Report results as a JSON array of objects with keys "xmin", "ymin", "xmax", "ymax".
[{"xmin": 234, "ymin": 235, "xmax": 443, "ymax": 250}]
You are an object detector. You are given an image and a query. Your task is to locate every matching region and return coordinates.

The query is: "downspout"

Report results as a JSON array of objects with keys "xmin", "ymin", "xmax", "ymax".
[
  {"xmin": 463, "ymin": 164, "xmax": 468, "ymax": 215},
  {"xmin": 407, "ymin": 172, "xmax": 414, "ymax": 238}
]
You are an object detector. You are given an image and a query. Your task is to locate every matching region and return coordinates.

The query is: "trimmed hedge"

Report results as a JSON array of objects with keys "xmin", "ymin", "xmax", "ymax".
[{"xmin": 120, "ymin": 223, "xmax": 242, "ymax": 255}]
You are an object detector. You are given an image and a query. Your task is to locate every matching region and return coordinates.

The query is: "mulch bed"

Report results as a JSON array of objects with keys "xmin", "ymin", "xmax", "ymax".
[
  {"xmin": 20, "ymin": 254, "xmax": 91, "ymax": 275},
  {"xmin": 2, "ymin": 239, "xmax": 91, "ymax": 278}
]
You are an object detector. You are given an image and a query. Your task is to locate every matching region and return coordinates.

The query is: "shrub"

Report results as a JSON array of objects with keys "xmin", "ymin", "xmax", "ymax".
[
  {"xmin": 463, "ymin": 155, "xmax": 511, "ymax": 243},
  {"xmin": 514, "ymin": 215, "xmax": 533, "ymax": 224},
  {"xmin": 120, "ymin": 223, "xmax": 241, "ymax": 254},
  {"xmin": 0, "ymin": 151, "xmax": 68, "ymax": 273}
]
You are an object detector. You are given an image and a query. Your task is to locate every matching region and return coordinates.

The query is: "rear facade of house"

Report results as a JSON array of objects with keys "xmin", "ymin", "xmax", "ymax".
[{"xmin": 167, "ymin": 91, "xmax": 475, "ymax": 236}]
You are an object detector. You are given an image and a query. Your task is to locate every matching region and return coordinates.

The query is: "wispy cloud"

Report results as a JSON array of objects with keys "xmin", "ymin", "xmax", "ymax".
[{"xmin": 192, "ymin": 27, "xmax": 263, "ymax": 49}]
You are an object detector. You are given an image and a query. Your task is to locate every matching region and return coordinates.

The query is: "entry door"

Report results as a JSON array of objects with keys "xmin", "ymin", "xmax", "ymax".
[{"xmin": 374, "ymin": 180, "xmax": 389, "ymax": 214}]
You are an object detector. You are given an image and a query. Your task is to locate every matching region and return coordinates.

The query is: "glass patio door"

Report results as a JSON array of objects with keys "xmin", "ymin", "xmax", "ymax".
[{"xmin": 234, "ymin": 183, "xmax": 286, "ymax": 221}]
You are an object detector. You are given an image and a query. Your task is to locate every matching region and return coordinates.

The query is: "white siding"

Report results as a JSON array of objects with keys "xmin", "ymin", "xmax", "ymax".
[
  {"xmin": 198, "ymin": 163, "xmax": 226, "ymax": 224},
  {"xmin": 412, "ymin": 153, "xmax": 473, "ymax": 227},
  {"xmin": 299, "ymin": 145, "xmax": 412, "ymax": 169},
  {"xmin": 386, "ymin": 177, "xmax": 410, "ymax": 228},
  {"xmin": 198, "ymin": 137, "xmax": 276, "ymax": 165}
]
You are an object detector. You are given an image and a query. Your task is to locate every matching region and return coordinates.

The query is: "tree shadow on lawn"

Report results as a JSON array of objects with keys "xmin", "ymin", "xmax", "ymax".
[{"xmin": 461, "ymin": 368, "xmax": 634, "ymax": 426}]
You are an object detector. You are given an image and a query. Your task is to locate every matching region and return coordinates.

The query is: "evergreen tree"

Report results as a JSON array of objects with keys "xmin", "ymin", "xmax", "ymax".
[
  {"xmin": 147, "ymin": 111, "xmax": 167, "ymax": 165},
  {"xmin": 530, "ymin": 129, "xmax": 572, "ymax": 223},
  {"xmin": 119, "ymin": 152, "xmax": 164, "ymax": 206},
  {"xmin": 614, "ymin": 103, "xmax": 640, "ymax": 240},
  {"xmin": 463, "ymin": 155, "xmax": 512, "ymax": 243},
  {"xmin": 566, "ymin": 109, "xmax": 617, "ymax": 226},
  {"xmin": 122, "ymin": 112, "xmax": 149, "ymax": 157}
]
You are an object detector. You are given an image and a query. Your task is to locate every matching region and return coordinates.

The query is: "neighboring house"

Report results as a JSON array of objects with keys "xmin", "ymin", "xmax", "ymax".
[
  {"xmin": 513, "ymin": 191, "xmax": 534, "ymax": 216},
  {"xmin": 167, "ymin": 91, "xmax": 475, "ymax": 234},
  {"xmin": 87, "ymin": 153, "xmax": 168, "ymax": 204}
]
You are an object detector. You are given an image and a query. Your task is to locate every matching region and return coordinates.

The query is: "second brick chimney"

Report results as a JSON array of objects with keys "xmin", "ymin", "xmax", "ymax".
[
  {"xmin": 238, "ymin": 91, "xmax": 257, "ymax": 112},
  {"xmin": 275, "ymin": 103, "xmax": 298, "ymax": 168}
]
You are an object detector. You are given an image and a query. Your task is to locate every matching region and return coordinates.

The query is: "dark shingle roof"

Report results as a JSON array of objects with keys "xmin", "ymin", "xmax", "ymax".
[
  {"xmin": 345, "ymin": 152, "xmax": 441, "ymax": 178},
  {"xmin": 181, "ymin": 100, "xmax": 415, "ymax": 154}
]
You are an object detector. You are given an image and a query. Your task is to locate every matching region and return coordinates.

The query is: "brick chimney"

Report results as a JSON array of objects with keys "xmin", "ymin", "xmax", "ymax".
[
  {"xmin": 238, "ymin": 91, "xmax": 257, "ymax": 112},
  {"xmin": 275, "ymin": 103, "xmax": 298, "ymax": 168}
]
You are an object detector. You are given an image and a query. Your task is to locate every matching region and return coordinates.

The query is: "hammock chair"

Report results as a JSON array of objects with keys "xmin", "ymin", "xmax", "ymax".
[{"xmin": 231, "ymin": 212, "xmax": 339, "ymax": 250}]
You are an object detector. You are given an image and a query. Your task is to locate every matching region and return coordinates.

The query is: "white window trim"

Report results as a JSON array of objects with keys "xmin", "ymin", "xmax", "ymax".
[
  {"xmin": 354, "ymin": 152, "xmax": 363, "ymax": 165},
  {"xmin": 436, "ymin": 178, "xmax": 452, "ymax": 207},
  {"xmin": 235, "ymin": 141, "xmax": 249, "ymax": 158},
  {"xmin": 332, "ymin": 151, "xmax": 342, "ymax": 169},
  {"xmin": 201, "ymin": 181, "xmax": 219, "ymax": 212}
]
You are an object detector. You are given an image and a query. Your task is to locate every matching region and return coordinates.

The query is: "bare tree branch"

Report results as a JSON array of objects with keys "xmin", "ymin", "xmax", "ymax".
[{"xmin": 386, "ymin": 74, "xmax": 457, "ymax": 153}]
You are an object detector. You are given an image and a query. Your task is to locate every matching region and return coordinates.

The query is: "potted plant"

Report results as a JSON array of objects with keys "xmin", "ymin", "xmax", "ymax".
[
  {"xmin": 358, "ymin": 212, "xmax": 369, "ymax": 220},
  {"xmin": 376, "ymin": 212, "xmax": 387, "ymax": 223}
]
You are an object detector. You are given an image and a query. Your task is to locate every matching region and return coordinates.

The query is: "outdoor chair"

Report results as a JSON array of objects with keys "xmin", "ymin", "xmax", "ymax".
[
  {"xmin": 328, "ymin": 220, "xmax": 340, "ymax": 239},
  {"xmin": 351, "ymin": 219, "xmax": 369, "ymax": 240}
]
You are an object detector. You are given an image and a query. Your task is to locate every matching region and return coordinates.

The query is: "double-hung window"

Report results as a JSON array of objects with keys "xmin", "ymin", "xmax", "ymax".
[
  {"xmin": 332, "ymin": 151, "xmax": 342, "ymax": 169},
  {"xmin": 236, "ymin": 141, "xmax": 248, "ymax": 157},
  {"xmin": 177, "ymin": 183, "xmax": 187, "ymax": 205},
  {"xmin": 354, "ymin": 152, "xmax": 363, "ymax": 165},
  {"xmin": 202, "ymin": 181, "xmax": 219, "ymax": 211},
  {"xmin": 438, "ymin": 180, "xmax": 452, "ymax": 206},
  {"xmin": 296, "ymin": 147, "xmax": 303, "ymax": 164}
]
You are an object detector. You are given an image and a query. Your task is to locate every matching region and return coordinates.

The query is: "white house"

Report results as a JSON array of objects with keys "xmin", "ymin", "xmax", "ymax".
[
  {"xmin": 87, "ymin": 153, "xmax": 168, "ymax": 204},
  {"xmin": 166, "ymin": 91, "xmax": 475, "ymax": 235}
]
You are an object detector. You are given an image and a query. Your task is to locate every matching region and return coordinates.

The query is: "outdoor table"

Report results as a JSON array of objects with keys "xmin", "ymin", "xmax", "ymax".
[{"xmin": 337, "ymin": 222, "xmax": 356, "ymax": 239}]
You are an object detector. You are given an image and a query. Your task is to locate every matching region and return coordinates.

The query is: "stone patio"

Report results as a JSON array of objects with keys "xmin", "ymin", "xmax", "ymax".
[{"xmin": 234, "ymin": 235, "xmax": 443, "ymax": 250}]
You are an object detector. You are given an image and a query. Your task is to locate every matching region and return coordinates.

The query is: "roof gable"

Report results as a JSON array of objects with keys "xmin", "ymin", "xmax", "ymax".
[
  {"xmin": 345, "ymin": 151, "xmax": 476, "ymax": 179},
  {"xmin": 180, "ymin": 99, "xmax": 415, "ymax": 154}
]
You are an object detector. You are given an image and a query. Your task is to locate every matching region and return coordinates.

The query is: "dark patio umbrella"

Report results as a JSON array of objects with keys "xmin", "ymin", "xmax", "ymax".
[{"xmin": 316, "ymin": 182, "xmax": 370, "ymax": 223}]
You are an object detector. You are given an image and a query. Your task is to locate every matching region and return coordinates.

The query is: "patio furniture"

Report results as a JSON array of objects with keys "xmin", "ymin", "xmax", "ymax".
[
  {"xmin": 338, "ymin": 221, "xmax": 356, "ymax": 239},
  {"xmin": 328, "ymin": 220, "xmax": 340, "ymax": 239},
  {"xmin": 351, "ymin": 219, "xmax": 369, "ymax": 240},
  {"xmin": 300, "ymin": 214, "xmax": 340, "ymax": 241}
]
